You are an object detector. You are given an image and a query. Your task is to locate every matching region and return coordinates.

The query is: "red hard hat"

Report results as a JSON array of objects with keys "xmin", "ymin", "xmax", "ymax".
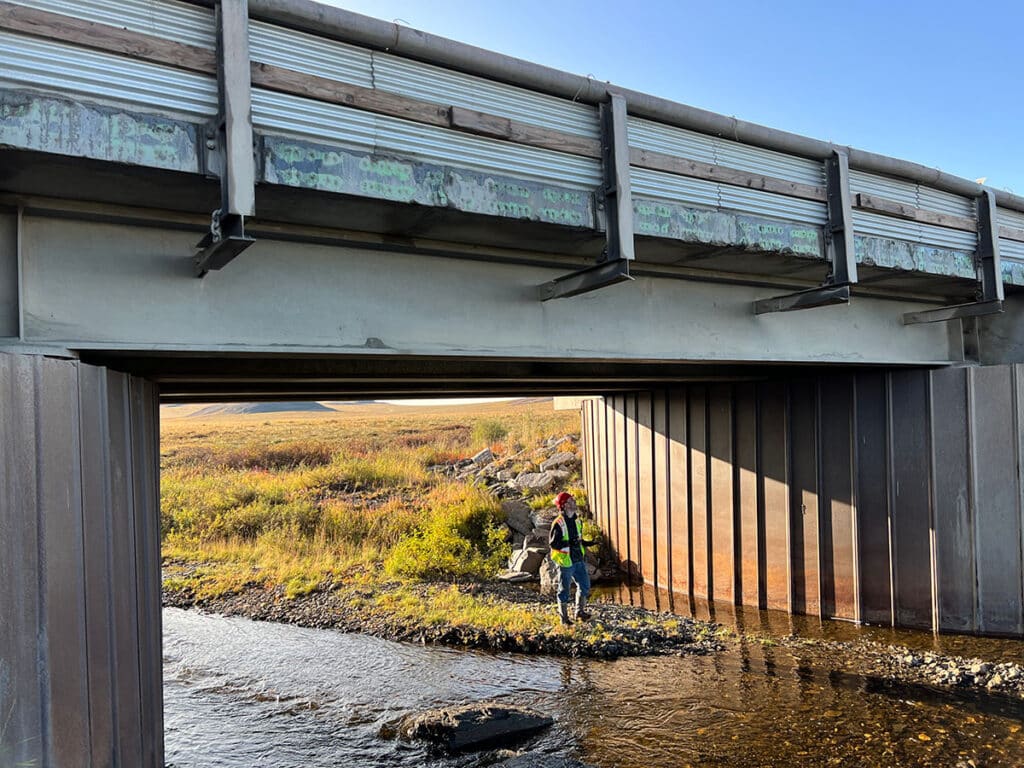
[{"xmin": 554, "ymin": 491, "xmax": 573, "ymax": 509}]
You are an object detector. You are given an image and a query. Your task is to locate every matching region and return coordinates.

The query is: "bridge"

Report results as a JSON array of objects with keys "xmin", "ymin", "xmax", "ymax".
[{"xmin": 2, "ymin": 0, "xmax": 1024, "ymax": 765}]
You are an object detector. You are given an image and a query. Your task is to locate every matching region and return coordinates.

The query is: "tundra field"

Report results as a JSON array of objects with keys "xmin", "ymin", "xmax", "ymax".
[{"xmin": 159, "ymin": 399, "xmax": 718, "ymax": 655}]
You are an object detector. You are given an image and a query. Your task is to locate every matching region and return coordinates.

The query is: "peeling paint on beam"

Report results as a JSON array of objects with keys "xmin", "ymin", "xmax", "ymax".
[
  {"xmin": 634, "ymin": 197, "xmax": 825, "ymax": 259},
  {"xmin": 261, "ymin": 135, "xmax": 595, "ymax": 228},
  {"xmin": 0, "ymin": 90, "xmax": 199, "ymax": 173},
  {"xmin": 854, "ymin": 236, "xmax": 977, "ymax": 281}
]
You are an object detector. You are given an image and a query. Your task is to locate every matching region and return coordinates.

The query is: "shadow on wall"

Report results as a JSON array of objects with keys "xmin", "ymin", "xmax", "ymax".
[{"xmin": 581, "ymin": 366, "xmax": 1024, "ymax": 638}]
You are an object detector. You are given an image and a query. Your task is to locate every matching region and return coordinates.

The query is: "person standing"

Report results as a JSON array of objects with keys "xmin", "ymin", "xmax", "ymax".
[{"xmin": 548, "ymin": 491, "xmax": 595, "ymax": 626}]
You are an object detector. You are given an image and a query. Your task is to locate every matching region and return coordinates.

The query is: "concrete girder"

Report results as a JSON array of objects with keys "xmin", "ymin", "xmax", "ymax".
[{"xmin": 15, "ymin": 215, "xmax": 961, "ymax": 367}]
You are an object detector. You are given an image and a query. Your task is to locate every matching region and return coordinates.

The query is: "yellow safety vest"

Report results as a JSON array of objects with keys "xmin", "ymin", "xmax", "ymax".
[{"xmin": 550, "ymin": 515, "xmax": 585, "ymax": 567}]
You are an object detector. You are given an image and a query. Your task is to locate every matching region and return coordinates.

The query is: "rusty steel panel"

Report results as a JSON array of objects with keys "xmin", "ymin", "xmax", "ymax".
[
  {"xmin": 596, "ymin": 400, "xmax": 607, "ymax": 534},
  {"xmin": 78, "ymin": 364, "xmax": 117, "ymax": 765},
  {"xmin": 689, "ymin": 387, "xmax": 710, "ymax": 600},
  {"xmin": 889, "ymin": 370, "xmax": 935, "ymax": 630},
  {"xmin": 652, "ymin": 391, "xmax": 671, "ymax": 594},
  {"xmin": 613, "ymin": 395, "xmax": 629, "ymax": 570},
  {"xmin": 624, "ymin": 395, "xmax": 639, "ymax": 576},
  {"xmin": 130, "ymin": 377, "xmax": 163, "ymax": 766},
  {"xmin": 37, "ymin": 358, "xmax": 91, "ymax": 766},
  {"xmin": 668, "ymin": 388, "xmax": 690, "ymax": 595},
  {"xmin": 789, "ymin": 380, "xmax": 820, "ymax": 616},
  {"xmin": 708, "ymin": 385, "xmax": 735, "ymax": 603},
  {"xmin": 106, "ymin": 371, "xmax": 144, "ymax": 765},
  {"xmin": 930, "ymin": 367, "xmax": 975, "ymax": 632},
  {"xmin": 970, "ymin": 366, "xmax": 1024, "ymax": 635},
  {"xmin": 581, "ymin": 400, "xmax": 592, "ymax": 504},
  {"xmin": 637, "ymin": 392, "xmax": 656, "ymax": 585},
  {"xmin": 0, "ymin": 354, "xmax": 43, "ymax": 767},
  {"xmin": 759, "ymin": 381, "xmax": 790, "ymax": 612},
  {"xmin": 819, "ymin": 375, "xmax": 857, "ymax": 621},
  {"xmin": 734, "ymin": 383, "xmax": 760, "ymax": 607},
  {"xmin": 602, "ymin": 401, "xmax": 614, "ymax": 544},
  {"xmin": 854, "ymin": 372, "xmax": 893, "ymax": 625}
]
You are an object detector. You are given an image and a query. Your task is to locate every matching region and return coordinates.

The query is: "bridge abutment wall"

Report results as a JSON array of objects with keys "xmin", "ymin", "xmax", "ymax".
[
  {"xmin": 581, "ymin": 365, "xmax": 1024, "ymax": 636},
  {"xmin": 0, "ymin": 352, "xmax": 163, "ymax": 768}
]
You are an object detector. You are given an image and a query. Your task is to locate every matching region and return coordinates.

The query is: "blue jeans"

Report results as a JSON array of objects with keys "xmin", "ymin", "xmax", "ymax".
[{"xmin": 558, "ymin": 560, "xmax": 590, "ymax": 604}]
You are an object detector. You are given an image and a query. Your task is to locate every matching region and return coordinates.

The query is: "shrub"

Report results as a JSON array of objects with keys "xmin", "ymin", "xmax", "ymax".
[
  {"xmin": 471, "ymin": 419, "xmax": 508, "ymax": 447},
  {"xmin": 384, "ymin": 485, "xmax": 510, "ymax": 580}
]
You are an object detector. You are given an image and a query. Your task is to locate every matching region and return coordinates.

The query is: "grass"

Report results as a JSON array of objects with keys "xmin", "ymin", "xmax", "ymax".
[{"xmin": 161, "ymin": 399, "xmax": 577, "ymax": 602}]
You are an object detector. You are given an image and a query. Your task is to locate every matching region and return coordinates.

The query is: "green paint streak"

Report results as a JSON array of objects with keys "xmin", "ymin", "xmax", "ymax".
[{"xmin": 0, "ymin": 91, "xmax": 198, "ymax": 172}]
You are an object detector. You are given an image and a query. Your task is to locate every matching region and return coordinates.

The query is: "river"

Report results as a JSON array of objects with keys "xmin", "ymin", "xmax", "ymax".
[{"xmin": 163, "ymin": 603, "xmax": 1024, "ymax": 767}]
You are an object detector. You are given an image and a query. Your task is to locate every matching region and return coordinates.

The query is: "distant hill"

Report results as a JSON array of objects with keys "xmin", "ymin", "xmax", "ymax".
[{"xmin": 189, "ymin": 402, "xmax": 334, "ymax": 417}]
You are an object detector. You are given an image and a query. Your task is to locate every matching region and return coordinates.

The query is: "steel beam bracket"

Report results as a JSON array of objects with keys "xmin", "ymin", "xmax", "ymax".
[
  {"xmin": 754, "ymin": 150, "xmax": 857, "ymax": 315},
  {"xmin": 903, "ymin": 189, "xmax": 1005, "ymax": 325},
  {"xmin": 194, "ymin": 0, "xmax": 256, "ymax": 277},
  {"xmin": 539, "ymin": 92, "xmax": 634, "ymax": 301}
]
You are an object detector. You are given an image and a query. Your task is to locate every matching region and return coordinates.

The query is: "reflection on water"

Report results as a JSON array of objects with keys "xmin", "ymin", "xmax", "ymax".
[
  {"xmin": 164, "ymin": 605, "xmax": 1024, "ymax": 768},
  {"xmin": 595, "ymin": 581, "xmax": 1024, "ymax": 663}
]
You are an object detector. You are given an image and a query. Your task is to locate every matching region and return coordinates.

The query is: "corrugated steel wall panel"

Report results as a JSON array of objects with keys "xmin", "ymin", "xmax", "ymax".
[
  {"xmin": 593, "ymin": 368, "xmax": 1024, "ymax": 636},
  {"xmin": 919, "ymin": 185, "xmax": 975, "ymax": 218},
  {"xmin": 14, "ymin": 0, "xmax": 215, "ymax": 48},
  {"xmin": 630, "ymin": 167, "xmax": 720, "ymax": 209},
  {"xmin": 628, "ymin": 117, "xmax": 824, "ymax": 186},
  {"xmin": 0, "ymin": 32, "xmax": 218, "ymax": 119},
  {"xmin": 998, "ymin": 207, "xmax": 1024, "ymax": 230},
  {"xmin": 719, "ymin": 187, "xmax": 827, "ymax": 225},
  {"xmin": 252, "ymin": 89, "xmax": 376, "ymax": 149},
  {"xmin": 850, "ymin": 169, "xmax": 918, "ymax": 205},
  {"xmin": 1000, "ymin": 239, "xmax": 1024, "ymax": 262},
  {"xmin": 714, "ymin": 139, "xmax": 824, "ymax": 186},
  {"xmin": 918, "ymin": 220, "xmax": 977, "ymax": 251},
  {"xmin": 0, "ymin": 353, "xmax": 164, "ymax": 767},
  {"xmin": 853, "ymin": 210, "xmax": 976, "ymax": 251},
  {"xmin": 628, "ymin": 117, "xmax": 717, "ymax": 164},
  {"xmin": 373, "ymin": 54, "xmax": 599, "ymax": 139},
  {"xmin": 253, "ymin": 90, "xmax": 602, "ymax": 188},
  {"xmin": 250, "ymin": 21, "xmax": 373, "ymax": 87}
]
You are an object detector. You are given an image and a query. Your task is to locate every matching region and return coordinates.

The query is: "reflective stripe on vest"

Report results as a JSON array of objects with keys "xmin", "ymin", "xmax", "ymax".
[{"xmin": 550, "ymin": 515, "xmax": 584, "ymax": 567}]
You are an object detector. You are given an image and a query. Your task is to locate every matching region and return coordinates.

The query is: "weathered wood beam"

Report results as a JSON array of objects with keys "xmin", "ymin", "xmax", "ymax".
[
  {"xmin": 629, "ymin": 147, "xmax": 827, "ymax": 202},
  {"xmin": 448, "ymin": 106, "xmax": 601, "ymax": 157},
  {"xmin": 999, "ymin": 224, "xmax": 1024, "ymax": 243},
  {"xmin": 0, "ymin": 1, "xmax": 216, "ymax": 74},
  {"xmin": 854, "ymin": 192, "xmax": 977, "ymax": 233},
  {"xmin": 250, "ymin": 61, "xmax": 451, "ymax": 127}
]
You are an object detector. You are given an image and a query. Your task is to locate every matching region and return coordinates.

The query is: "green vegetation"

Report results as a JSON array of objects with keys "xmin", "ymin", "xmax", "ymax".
[{"xmin": 161, "ymin": 400, "xmax": 575, "ymax": 601}]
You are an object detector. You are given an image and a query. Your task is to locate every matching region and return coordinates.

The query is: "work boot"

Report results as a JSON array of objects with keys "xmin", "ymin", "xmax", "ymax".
[
  {"xmin": 574, "ymin": 595, "xmax": 591, "ymax": 622},
  {"xmin": 558, "ymin": 602, "xmax": 574, "ymax": 626}
]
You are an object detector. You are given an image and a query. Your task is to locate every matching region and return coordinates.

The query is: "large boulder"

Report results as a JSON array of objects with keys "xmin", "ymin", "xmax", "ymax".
[
  {"xmin": 392, "ymin": 702, "xmax": 553, "ymax": 753},
  {"xmin": 471, "ymin": 447, "xmax": 494, "ymax": 465},
  {"xmin": 513, "ymin": 471, "xmax": 555, "ymax": 493},
  {"xmin": 539, "ymin": 557, "xmax": 561, "ymax": 597},
  {"xmin": 540, "ymin": 451, "xmax": 577, "ymax": 472},
  {"xmin": 523, "ymin": 528, "xmax": 550, "ymax": 550},
  {"xmin": 530, "ymin": 508, "xmax": 558, "ymax": 530},
  {"xmin": 508, "ymin": 547, "xmax": 545, "ymax": 575},
  {"xmin": 501, "ymin": 500, "xmax": 534, "ymax": 537}
]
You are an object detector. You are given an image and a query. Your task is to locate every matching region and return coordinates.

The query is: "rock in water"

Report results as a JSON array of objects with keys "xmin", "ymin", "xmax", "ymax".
[{"xmin": 394, "ymin": 702, "xmax": 554, "ymax": 752}]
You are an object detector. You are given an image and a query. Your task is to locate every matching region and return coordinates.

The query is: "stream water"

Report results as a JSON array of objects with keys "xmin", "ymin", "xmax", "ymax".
[{"xmin": 164, "ymin": 600, "xmax": 1024, "ymax": 768}]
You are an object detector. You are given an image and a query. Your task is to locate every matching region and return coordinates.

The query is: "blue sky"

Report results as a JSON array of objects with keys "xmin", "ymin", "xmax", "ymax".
[{"xmin": 323, "ymin": 0, "xmax": 1024, "ymax": 194}]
